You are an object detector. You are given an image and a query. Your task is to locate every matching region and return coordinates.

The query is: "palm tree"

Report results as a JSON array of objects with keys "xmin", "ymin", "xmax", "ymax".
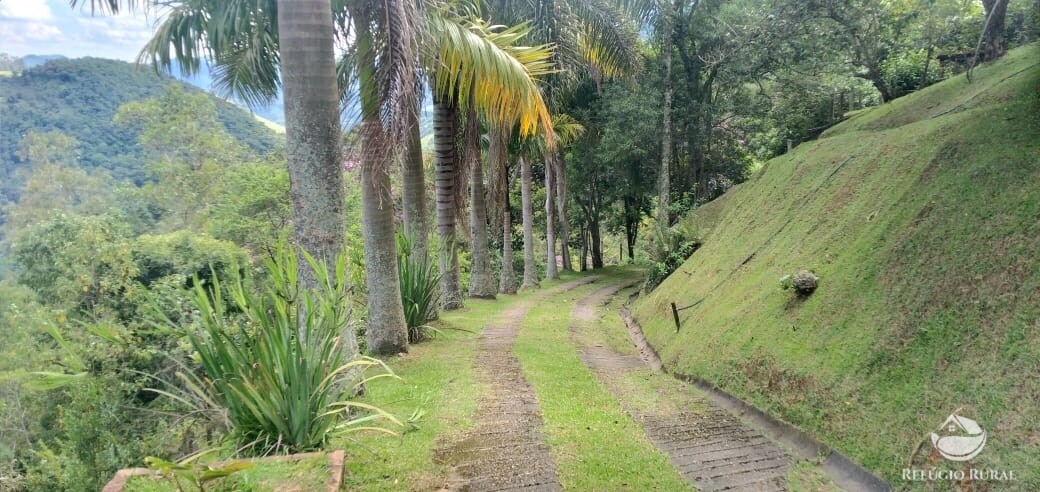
[
  {"xmin": 487, "ymin": 124, "xmax": 518, "ymax": 294},
  {"xmin": 351, "ymin": 1, "xmax": 419, "ymax": 354},
  {"xmin": 276, "ymin": 0, "xmax": 348, "ymax": 290},
  {"xmin": 431, "ymin": 88, "xmax": 463, "ymax": 309},
  {"xmin": 401, "ymin": 103, "xmax": 428, "ymax": 258},
  {"xmin": 544, "ymin": 152, "xmax": 560, "ymax": 279},
  {"xmin": 426, "ymin": 15, "xmax": 554, "ymax": 307},
  {"xmin": 462, "ymin": 105, "xmax": 496, "ymax": 298},
  {"xmin": 94, "ymin": 0, "xmax": 415, "ymax": 353},
  {"xmin": 513, "ymin": 113, "xmax": 584, "ymax": 282}
]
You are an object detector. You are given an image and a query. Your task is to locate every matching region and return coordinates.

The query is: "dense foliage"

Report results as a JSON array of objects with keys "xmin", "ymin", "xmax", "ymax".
[{"xmin": 0, "ymin": 86, "xmax": 299, "ymax": 489}]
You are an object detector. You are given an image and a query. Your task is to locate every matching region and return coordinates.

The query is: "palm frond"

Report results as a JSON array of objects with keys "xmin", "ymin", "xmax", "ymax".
[
  {"xmin": 550, "ymin": 113, "xmax": 586, "ymax": 147},
  {"xmin": 570, "ymin": 0, "xmax": 643, "ymax": 79},
  {"xmin": 377, "ymin": 0, "xmax": 421, "ymax": 147},
  {"xmin": 616, "ymin": 0, "xmax": 663, "ymax": 26},
  {"xmin": 428, "ymin": 15, "xmax": 555, "ymax": 140},
  {"xmin": 138, "ymin": 0, "xmax": 283, "ymax": 107}
]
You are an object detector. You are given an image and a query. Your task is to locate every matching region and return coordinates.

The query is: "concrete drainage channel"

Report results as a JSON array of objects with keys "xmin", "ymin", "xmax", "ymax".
[{"xmin": 619, "ymin": 307, "xmax": 891, "ymax": 492}]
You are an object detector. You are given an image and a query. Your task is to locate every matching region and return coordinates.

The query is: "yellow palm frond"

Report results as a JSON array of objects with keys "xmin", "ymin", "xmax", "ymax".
[{"xmin": 428, "ymin": 15, "xmax": 555, "ymax": 142}]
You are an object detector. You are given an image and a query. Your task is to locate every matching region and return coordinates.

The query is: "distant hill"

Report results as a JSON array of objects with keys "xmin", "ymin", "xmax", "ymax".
[
  {"xmin": 0, "ymin": 57, "xmax": 282, "ymax": 202},
  {"xmin": 633, "ymin": 44, "xmax": 1039, "ymax": 485}
]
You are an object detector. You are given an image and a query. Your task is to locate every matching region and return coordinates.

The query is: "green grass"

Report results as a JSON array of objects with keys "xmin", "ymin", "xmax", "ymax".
[
  {"xmin": 633, "ymin": 43, "xmax": 1040, "ymax": 488},
  {"xmin": 515, "ymin": 269, "xmax": 692, "ymax": 491}
]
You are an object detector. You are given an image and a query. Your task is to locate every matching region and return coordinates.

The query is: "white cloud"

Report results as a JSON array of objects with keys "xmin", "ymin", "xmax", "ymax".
[
  {"xmin": 0, "ymin": 20, "xmax": 62, "ymax": 45},
  {"xmin": 20, "ymin": 21, "xmax": 60, "ymax": 40},
  {"xmin": 77, "ymin": 15, "xmax": 153, "ymax": 44},
  {"xmin": 0, "ymin": 0, "xmax": 53, "ymax": 20}
]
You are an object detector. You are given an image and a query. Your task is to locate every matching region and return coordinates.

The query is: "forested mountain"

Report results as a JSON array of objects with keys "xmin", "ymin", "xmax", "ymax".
[{"xmin": 0, "ymin": 57, "xmax": 282, "ymax": 202}]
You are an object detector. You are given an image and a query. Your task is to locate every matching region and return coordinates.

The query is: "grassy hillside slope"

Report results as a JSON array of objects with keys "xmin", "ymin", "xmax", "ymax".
[{"xmin": 633, "ymin": 44, "xmax": 1040, "ymax": 487}]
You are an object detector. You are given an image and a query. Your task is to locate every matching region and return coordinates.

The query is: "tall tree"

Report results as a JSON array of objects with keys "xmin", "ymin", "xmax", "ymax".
[
  {"xmin": 432, "ymin": 89, "xmax": 464, "ymax": 309},
  {"xmin": 401, "ymin": 104, "xmax": 429, "ymax": 257},
  {"xmin": 555, "ymin": 151, "xmax": 572, "ymax": 271},
  {"xmin": 352, "ymin": 1, "xmax": 417, "ymax": 354},
  {"xmin": 488, "ymin": 124, "xmax": 517, "ymax": 294},
  {"xmin": 519, "ymin": 154, "xmax": 540, "ymax": 288},
  {"xmin": 275, "ymin": 0, "xmax": 351, "ymax": 346},
  {"xmin": 658, "ymin": 2, "xmax": 675, "ymax": 231},
  {"xmin": 491, "ymin": 0, "xmax": 641, "ymax": 278}
]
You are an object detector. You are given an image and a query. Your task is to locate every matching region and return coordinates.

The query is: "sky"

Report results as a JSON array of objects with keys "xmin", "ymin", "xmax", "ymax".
[{"xmin": 0, "ymin": 0, "xmax": 155, "ymax": 61}]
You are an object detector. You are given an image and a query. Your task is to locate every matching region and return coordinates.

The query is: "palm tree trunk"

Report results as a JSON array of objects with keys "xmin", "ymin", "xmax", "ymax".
[
  {"xmin": 500, "ymin": 207, "xmax": 517, "ymax": 294},
  {"xmin": 465, "ymin": 108, "xmax": 496, "ymax": 298},
  {"xmin": 276, "ymin": 0, "xmax": 358, "ymax": 356},
  {"xmin": 489, "ymin": 125, "xmax": 516, "ymax": 294},
  {"xmin": 276, "ymin": 0, "xmax": 345, "ymax": 284},
  {"xmin": 519, "ymin": 155, "xmax": 539, "ymax": 288},
  {"xmin": 356, "ymin": 17, "xmax": 408, "ymax": 355},
  {"xmin": 544, "ymin": 158, "xmax": 559, "ymax": 279},
  {"xmin": 433, "ymin": 91, "xmax": 463, "ymax": 309},
  {"xmin": 554, "ymin": 149, "xmax": 572, "ymax": 271},
  {"xmin": 402, "ymin": 102, "xmax": 427, "ymax": 257}
]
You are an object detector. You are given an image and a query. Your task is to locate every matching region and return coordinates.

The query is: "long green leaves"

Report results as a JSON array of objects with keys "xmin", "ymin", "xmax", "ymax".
[
  {"xmin": 397, "ymin": 233, "xmax": 441, "ymax": 342},
  {"xmin": 182, "ymin": 244, "xmax": 400, "ymax": 454}
]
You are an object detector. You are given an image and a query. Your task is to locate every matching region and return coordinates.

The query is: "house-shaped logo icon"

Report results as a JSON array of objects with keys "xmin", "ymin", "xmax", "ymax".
[{"xmin": 930, "ymin": 414, "xmax": 987, "ymax": 462}]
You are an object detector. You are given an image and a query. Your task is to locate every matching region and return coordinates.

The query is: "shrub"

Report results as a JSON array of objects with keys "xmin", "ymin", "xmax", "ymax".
[
  {"xmin": 643, "ymin": 223, "xmax": 702, "ymax": 292},
  {"xmin": 173, "ymin": 244, "xmax": 401, "ymax": 454},
  {"xmin": 397, "ymin": 233, "xmax": 441, "ymax": 343}
]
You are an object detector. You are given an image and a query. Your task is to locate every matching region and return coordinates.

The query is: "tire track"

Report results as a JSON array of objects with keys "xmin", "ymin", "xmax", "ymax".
[
  {"xmin": 571, "ymin": 283, "xmax": 792, "ymax": 492},
  {"xmin": 435, "ymin": 276, "xmax": 599, "ymax": 491}
]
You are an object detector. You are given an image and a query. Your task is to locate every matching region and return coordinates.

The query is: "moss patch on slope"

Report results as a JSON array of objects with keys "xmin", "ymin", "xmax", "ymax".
[{"xmin": 633, "ymin": 44, "xmax": 1040, "ymax": 487}]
